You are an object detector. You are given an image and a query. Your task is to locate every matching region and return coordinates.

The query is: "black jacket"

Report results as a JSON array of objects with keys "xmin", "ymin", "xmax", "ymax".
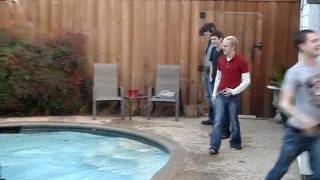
[{"xmin": 210, "ymin": 47, "xmax": 223, "ymax": 79}]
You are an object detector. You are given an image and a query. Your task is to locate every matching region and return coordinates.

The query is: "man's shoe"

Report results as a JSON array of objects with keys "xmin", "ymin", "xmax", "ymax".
[
  {"xmin": 230, "ymin": 145, "xmax": 242, "ymax": 150},
  {"xmin": 221, "ymin": 134, "xmax": 230, "ymax": 139},
  {"xmin": 209, "ymin": 148, "xmax": 219, "ymax": 155},
  {"xmin": 201, "ymin": 120, "xmax": 213, "ymax": 125}
]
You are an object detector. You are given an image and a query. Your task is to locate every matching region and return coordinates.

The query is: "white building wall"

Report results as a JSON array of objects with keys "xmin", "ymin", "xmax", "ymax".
[{"xmin": 300, "ymin": 0, "xmax": 320, "ymax": 34}]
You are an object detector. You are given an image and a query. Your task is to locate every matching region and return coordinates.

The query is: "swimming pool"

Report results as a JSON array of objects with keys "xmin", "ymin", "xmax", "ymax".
[{"xmin": 0, "ymin": 127, "xmax": 169, "ymax": 180}]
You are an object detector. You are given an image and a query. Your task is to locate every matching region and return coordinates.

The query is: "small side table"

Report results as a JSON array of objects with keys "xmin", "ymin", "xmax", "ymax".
[{"xmin": 124, "ymin": 95, "xmax": 147, "ymax": 120}]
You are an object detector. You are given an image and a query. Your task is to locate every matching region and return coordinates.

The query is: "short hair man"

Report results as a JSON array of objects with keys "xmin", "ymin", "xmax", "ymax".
[
  {"xmin": 265, "ymin": 30, "xmax": 320, "ymax": 180},
  {"xmin": 199, "ymin": 31, "xmax": 231, "ymax": 138},
  {"xmin": 198, "ymin": 23, "xmax": 217, "ymax": 125},
  {"xmin": 199, "ymin": 23, "xmax": 216, "ymax": 36},
  {"xmin": 209, "ymin": 31, "xmax": 224, "ymax": 83},
  {"xmin": 209, "ymin": 36, "xmax": 251, "ymax": 154}
]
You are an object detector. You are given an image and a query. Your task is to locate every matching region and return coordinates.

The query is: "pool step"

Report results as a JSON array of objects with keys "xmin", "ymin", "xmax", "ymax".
[
  {"xmin": 0, "ymin": 127, "xmax": 21, "ymax": 133},
  {"xmin": 0, "ymin": 162, "xmax": 4, "ymax": 180}
]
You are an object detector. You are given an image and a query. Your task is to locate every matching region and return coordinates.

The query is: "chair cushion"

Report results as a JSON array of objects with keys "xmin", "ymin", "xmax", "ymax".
[
  {"xmin": 96, "ymin": 96, "xmax": 121, "ymax": 101},
  {"xmin": 150, "ymin": 96, "xmax": 176, "ymax": 102}
]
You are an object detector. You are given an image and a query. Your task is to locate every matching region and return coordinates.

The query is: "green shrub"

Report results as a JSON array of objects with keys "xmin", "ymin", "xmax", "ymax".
[
  {"xmin": 268, "ymin": 67, "xmax": 287, "ymax": 88},
  {"xmin": 0, "ymin": 29, "xmax": 92, "ymax": 116}
]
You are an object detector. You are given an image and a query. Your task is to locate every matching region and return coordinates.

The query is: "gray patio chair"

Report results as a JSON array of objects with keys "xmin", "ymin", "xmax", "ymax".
[
  {"xmin": 147, "ymin": 65, "xmax": 180, "ymax": 121},
  {"xmin": 92, "ymin": 63, "xmax": 124, "ymax": 120}
]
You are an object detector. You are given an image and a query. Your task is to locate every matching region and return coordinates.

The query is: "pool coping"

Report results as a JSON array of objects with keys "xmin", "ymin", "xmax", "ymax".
[{"xmin": 0, "ymin": 121, "xmax": 187, "ymax": 180}]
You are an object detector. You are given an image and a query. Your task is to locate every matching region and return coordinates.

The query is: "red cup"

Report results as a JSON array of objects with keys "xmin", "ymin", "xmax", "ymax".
[{"xmin": 128, "ymin": 89, "xmax": 138, "ymax": 97}]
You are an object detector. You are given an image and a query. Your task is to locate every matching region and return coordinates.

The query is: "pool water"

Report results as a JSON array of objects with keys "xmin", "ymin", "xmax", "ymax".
[{"xmin": 0, "ymin": 131, "xmax": 169, "ymax": 180}]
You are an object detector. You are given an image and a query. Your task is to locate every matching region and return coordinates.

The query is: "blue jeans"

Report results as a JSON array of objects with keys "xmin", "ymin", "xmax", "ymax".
[
  {"xmin": 265, "ymin": 126, "xmax": 320, "ymax": 180},
  {"xmin": 210, "ymin": 94, "xmax": 241, "ymax": 150},
  {"xmin": 203, "ymin": 71, "xmax": 214, "ymax": 122}
]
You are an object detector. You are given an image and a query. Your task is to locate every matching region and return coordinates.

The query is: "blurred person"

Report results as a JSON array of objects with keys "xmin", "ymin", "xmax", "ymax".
[
  {"xmin": 209, "ymin": 36, "xmax": 251, "ymax": 154},
  {"xmin": 265, "ymin": 30, "xmax": 320, "ymax": 180}
]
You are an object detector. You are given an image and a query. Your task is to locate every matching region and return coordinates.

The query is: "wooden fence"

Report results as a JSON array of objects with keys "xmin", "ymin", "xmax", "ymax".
[{"xmin": 0, "ymin": 0, "xmax": 300, "ymax": 117}]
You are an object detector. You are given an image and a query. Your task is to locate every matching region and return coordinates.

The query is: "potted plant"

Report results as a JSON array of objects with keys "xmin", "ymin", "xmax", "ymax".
[{"xmin": 267, "ymin": 67, "xmax": 287, "ymax": 120}]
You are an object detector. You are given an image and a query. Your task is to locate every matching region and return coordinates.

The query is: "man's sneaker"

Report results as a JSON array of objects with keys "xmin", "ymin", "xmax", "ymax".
[
  {"xmin": 209, "ymin": 148, "xmax": 219, "ymax": 155},
  {"xmin": 221, "ymin": 134, "xmax": 230, "ymax": 139},
  {"xmin": 201, "ymin": 120, "xmax": 213, "ymax": 125},
  {"xmin": 230, "ymin": 145, "xmax": 242, "ymax": 150}
]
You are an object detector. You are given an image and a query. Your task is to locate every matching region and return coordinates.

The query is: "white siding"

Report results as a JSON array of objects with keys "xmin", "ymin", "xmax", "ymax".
[{"xmin": 300, "ymin": 0, "xmax": 320, "ymax": 34}]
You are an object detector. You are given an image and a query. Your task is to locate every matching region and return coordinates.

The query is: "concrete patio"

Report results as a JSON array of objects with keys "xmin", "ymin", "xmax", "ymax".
[{"xmin": 0, "ymin": 116, "xmax": 299, "ymax": 180}]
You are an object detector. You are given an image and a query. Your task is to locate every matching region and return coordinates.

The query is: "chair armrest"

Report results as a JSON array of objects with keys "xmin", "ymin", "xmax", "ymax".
[
  {"xmin": 120, "ymin": 86, "xmax": 124, "ymax": 98},
  {"xmin": 148, "ymin": 87, "xmax": 154, "ymax": 99},
  {"xmin": 176, "ymin": 88, "xmax": 180, "ymax": 101},
  {"xmin": 92, "ymin": 86, "xmax": 96, "ymax": 100}
]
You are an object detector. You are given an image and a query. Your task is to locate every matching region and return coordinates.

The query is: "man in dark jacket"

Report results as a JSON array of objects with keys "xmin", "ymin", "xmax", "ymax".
[
  {"xmin": 206, "ymin": 31, "xmax": 231, "ymax": 139},
  {"xmin": 198, "ymin": 23, "xmax": 217, "ymax": 125}
]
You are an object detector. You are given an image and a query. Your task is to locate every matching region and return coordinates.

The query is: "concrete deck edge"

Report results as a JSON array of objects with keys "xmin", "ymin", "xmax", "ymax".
[{"xmin": 0, "ymin": 121, "xmax": 187, "ymax": 180}]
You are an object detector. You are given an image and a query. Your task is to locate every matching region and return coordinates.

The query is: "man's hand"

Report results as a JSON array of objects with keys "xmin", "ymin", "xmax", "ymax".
[
  {"xmin": 223, "ymin": 88, "xmax": 233, "ymax": 97},
  {"xmin": 198, "ymin": 65, "xmax": 204, "ymax": 72},
  {"xmin": 212, "ymin": 95, "xmax": 216, "ymax": 103},
  {"xmin": 303, "ymin": 125, "xmax": 320, "ymax": 136},
  {"xmin": 301, "ymin": 116, "xmax": 320, "ymax": 136}
]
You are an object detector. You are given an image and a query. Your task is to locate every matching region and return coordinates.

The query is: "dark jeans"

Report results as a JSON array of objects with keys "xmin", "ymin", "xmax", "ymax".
[
  {"xmin": 210, "ymin": 94, "xmax": 241, "ymax": 150},
  {"xmin": 203, "ymin": 70, "xmax": 214, "ymax": 121},
  {"xmin": 265, "ymin": 126, "xmax": 320, "ymax": 180},
  {"xmin": 218, "ymin": 105, "xmax": 231, "ymax": 137}
]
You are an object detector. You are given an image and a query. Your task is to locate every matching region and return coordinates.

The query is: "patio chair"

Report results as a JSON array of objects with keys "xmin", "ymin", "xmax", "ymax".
[
  {"xmin": 92, "ymin": 63, "xmax": 124, "ymax": 120},
  {"xmin": 147, "ymin": 65, "xmax": 180, "ymax": 121}
]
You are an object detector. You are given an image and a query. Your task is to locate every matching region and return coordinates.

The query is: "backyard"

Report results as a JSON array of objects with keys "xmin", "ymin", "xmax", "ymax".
[{"xmin": 0, "ymin": 0, "xmax": 304, "ymax": 179}]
